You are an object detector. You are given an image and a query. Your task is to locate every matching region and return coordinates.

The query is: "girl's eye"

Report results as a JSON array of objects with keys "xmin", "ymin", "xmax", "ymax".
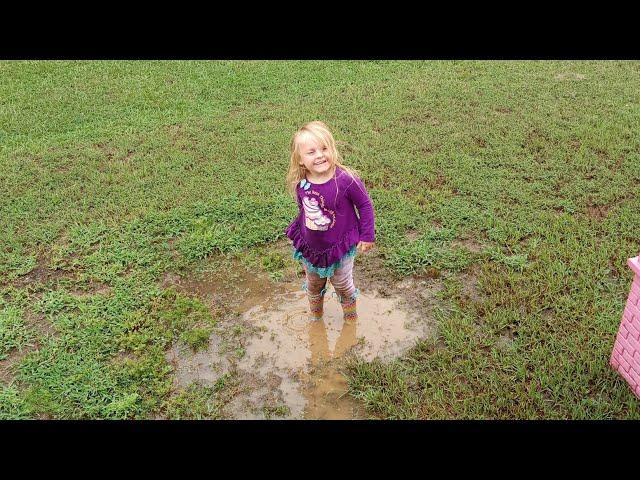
[{"xmin": 323, "ymin": 147, "xmax": 327, "ymax": 151}]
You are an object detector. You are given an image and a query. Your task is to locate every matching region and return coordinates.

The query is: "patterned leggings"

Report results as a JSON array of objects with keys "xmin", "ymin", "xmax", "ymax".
[
  {"xmin": 303, "ymin": 257, "xmax": 359, "ymax": 321},
  {"xmin": 303, "ymin": 256, "xmax": 358, "ymax": 301}
]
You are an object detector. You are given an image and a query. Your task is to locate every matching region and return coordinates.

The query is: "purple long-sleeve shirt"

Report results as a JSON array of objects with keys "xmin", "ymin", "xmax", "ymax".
[{"xmin": 286, "ymin": 167, "xmax": 375, "ymax": 269}]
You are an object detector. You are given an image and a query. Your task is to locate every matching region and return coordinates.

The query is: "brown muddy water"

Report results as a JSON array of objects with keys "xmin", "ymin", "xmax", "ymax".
[{"xmin": 164, "ymin": 260, "xmax": 439, "ymax": 420}]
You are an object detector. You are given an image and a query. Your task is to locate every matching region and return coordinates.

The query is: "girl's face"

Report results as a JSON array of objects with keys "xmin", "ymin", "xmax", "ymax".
[{"xmin": 297, "ymin": 134, "xmax": 333, "ymax": 177}]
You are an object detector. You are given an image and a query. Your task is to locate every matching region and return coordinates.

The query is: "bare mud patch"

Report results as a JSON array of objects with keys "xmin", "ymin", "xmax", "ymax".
[
  {"xmin": 405, "ymin": 229, "xmax": 421, "ymax": 241},
  {"xmin": 0, "ymin": 348, "xmax": 29, "ymax": 385},
  {"xmin": 586, "ymin": 203, "xmax": 609, "ymax": 220},
  {"xmin": 452, "ymin": 238, "xmax": 485, "ymax": 254},
  {"xmin": 163, "ymin": 256, "xmax": 439, "ymax": 420},
  {"xmin": 70, "ymin": 280, "xmax": 112, "ymax": 298},
  {"xmin": 459, "ymin": 268, "xmax": 483, "ymax": 303},
  {"xmin": 9, "ymin": 260, "xmax": 76, "ymax": 290},
  {"xmin": 495, "ymin": 326, "xmax": 516, "ymax": 351},
  {"xmin": 24, "ymin": 309, "xmax": 56, "ymax": 339},
  {"xmin": 351, "ymin": 251, "xmax": 403, "ymax": 296},
  {"xmin": 495, "ymin": 334, "xmax": 514, "ymax": 351}
]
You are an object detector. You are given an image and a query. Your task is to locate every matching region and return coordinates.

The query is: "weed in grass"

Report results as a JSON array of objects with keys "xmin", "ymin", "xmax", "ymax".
[
  {"xmin": 179, "ymin": 327, "xmax": 213, "ymax": 352},
  {"xmin": 161, "ymin": 382, "xmax": 223, "ymax": 420},
  {"xmin": 263, "ymin": 404, "xmax": 291, "ymax": 419}
]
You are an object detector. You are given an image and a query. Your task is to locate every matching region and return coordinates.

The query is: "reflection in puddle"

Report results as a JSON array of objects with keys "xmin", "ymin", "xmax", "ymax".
[{"xmin": 305, "ymin": 316, "xmax": 361, "ymax": 419}]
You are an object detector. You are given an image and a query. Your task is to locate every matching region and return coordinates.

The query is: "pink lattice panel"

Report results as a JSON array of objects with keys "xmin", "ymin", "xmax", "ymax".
[{"xmin": 610, "ymin": 256, "xmax": 640, "ymax": 399}]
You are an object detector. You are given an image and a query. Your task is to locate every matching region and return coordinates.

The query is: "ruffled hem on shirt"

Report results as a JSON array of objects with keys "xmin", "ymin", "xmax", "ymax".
[
  {"xmin": 285, "ymin": 220, "xmax": 360, "ymax": 271},
  {"xmin": 293, "ymin": 244, "xmax": 357, "ymax": 278}
]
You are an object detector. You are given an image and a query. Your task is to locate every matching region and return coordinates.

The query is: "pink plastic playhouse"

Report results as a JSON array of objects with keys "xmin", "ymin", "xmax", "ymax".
[{"xmin": 610, "ymin": 256, "xmax": 640, "ymax": 399}]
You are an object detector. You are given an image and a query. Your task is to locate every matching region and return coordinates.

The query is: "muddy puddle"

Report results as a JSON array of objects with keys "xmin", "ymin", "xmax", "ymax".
[{"xmin": 164, "ymin": 260, "xmax": 438, "ymax": 420}]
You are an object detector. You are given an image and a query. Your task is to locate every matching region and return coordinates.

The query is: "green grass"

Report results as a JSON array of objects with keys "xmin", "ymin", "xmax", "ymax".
[
  {"xmin": 1, "ymin": 60, "xmax": 639, "ymax": 418},
  {"xmin": 0, "ymin": 305, "xmax": 34, "ymax": 360},
  {"xmin": 161, "ymin": 375, "xmax": 233, "ymax": 420}
]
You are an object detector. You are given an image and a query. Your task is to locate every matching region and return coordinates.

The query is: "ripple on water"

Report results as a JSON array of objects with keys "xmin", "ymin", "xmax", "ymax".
[{"xmin": 236, "ymin": 286, "xmax": 435, "ymax": 419}]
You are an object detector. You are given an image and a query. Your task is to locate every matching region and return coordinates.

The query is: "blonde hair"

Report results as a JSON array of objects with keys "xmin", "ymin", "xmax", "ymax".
[{"xmin": 286, "ymin": 121, "xmax": 359, "ymax": 197}]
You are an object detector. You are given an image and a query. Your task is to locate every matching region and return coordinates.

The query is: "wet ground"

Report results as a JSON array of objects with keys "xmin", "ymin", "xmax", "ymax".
[{"xmin": 163, "ymin": 251, "xmax": 442, "ymax": 419}]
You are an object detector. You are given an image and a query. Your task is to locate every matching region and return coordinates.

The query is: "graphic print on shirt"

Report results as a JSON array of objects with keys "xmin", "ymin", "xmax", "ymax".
[{"xmin": 302, "ymin": 191, "xmax": 336, "ymax": 231}]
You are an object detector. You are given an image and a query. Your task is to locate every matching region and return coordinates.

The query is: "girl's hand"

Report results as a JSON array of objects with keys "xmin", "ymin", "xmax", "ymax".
[{"xmin": 357, "ymin": 241, "xmax": 375, "ymax": 254}]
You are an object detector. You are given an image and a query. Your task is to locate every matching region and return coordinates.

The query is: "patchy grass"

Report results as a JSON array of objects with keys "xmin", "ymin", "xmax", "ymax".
[
  {"xmin": 263, "ymin": 404, "xmax": 291, "ymax": 419},
  {"xmin": 0, "ymin": 384, "xmax": 33, "ymax": 419},
  {"xmin": 1, "ymin": 60, "xmax": 639, "ymax": 418},
  {"xmin": 161, "ymin": 375, "xmax": 234, "ymax": 420},
  {"xmin": 0, "ymin": 306, "xmax": 35, "ymax": 360}
]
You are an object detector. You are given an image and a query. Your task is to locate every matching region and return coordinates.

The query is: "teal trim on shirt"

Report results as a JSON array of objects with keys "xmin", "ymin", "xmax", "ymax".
[{"xmin": 293, "ymin": 245, "xmax": 357, "ymax": 278}]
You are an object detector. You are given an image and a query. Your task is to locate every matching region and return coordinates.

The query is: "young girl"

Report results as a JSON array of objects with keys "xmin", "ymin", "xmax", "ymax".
[{"xmin": 285, "ymin": 121, "xmax": 375, "ymax": 323}]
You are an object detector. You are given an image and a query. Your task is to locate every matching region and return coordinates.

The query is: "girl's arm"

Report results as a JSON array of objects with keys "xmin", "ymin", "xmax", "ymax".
[{"xmin": 347, "ymin": 176, "xmax": 375, "ymax": 243}]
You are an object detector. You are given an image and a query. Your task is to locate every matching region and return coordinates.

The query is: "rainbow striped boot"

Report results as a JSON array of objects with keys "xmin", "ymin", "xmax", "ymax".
[
  {"xmin": 307, "ymin": 292, "xmax": 325, "ymax": 321},
  {"xmin": 304, "ymin": 283, "xmax": 327, "ymax": 321},
  {"xmin": 338, "ymin": 289, "xmax": 359, "ymax": 324}
]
